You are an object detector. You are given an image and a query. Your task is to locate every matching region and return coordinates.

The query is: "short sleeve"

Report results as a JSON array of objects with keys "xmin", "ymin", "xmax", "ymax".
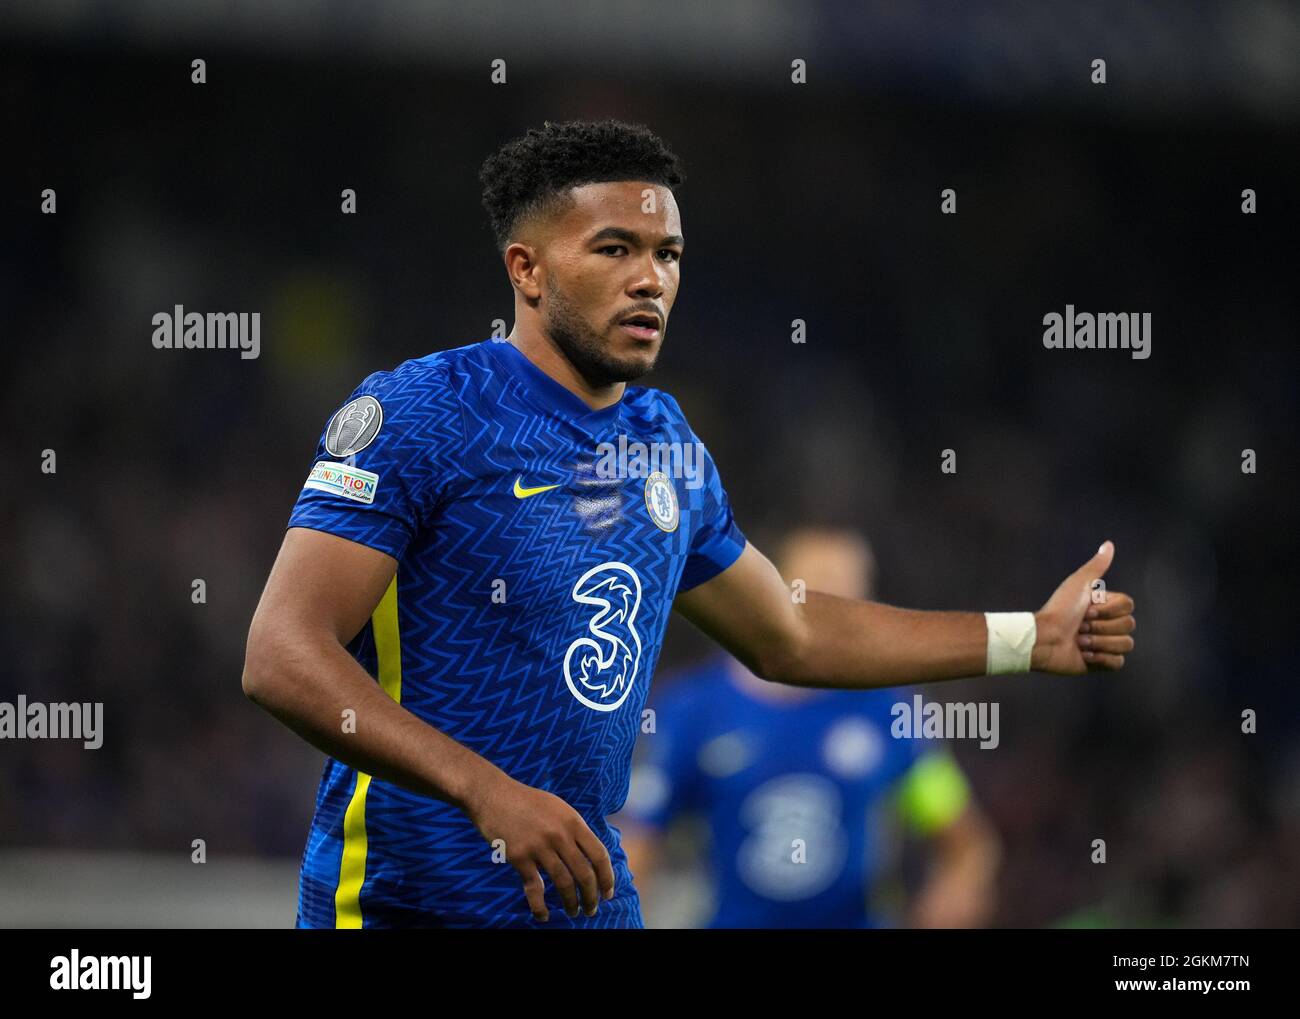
[
  {"xmin": 620, "ymin": 681, "xmax": 703, "ymax": 831},
  {"xmin": 287, "ymin": 360, "xmax": 464, "ymax": 561},
  {"xmin": 677, "ymin": 437, "xmax": 746, "ymax": 593}
]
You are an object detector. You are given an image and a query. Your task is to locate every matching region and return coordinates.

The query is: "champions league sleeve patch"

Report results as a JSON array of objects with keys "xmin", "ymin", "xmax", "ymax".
[
  {"xmin": 324, "ymin": 395, "xmax": 384, "ymax": 457},
  {"xmin": 303, "ymin": 461, "xmax": 380, "ymax": 504}
]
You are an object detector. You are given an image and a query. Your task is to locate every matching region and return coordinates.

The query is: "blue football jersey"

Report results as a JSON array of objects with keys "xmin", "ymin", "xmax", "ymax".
[
  {"xmin": 286, "ymin": 338, "xmax": 746, "ymax": 928},
  {"xmin": 622, "ymin": 656, "xmax": 969, "ymax": 928}
]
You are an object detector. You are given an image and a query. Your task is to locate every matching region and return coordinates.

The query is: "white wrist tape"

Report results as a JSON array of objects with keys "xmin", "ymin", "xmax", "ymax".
[{"xmin": 984, "ymin": 612, "xmax": 1037, "ymax": 674}]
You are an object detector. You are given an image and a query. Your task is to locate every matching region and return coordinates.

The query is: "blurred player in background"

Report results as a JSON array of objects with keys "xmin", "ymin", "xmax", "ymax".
[{"xmin": 618, "ymin": 527, "xmax": 1001, "ymax": 928}]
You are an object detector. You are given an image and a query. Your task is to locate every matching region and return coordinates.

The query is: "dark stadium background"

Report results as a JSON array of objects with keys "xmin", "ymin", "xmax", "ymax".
[{"xmin": 1, "ymin": 1, "xmax": 1297, "ymax": 927}]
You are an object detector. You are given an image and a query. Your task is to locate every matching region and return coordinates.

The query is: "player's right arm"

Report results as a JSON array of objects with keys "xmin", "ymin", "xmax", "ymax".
[{"xmin": 242, "ymin": 526, "xmax": 614, "ymax": 921}]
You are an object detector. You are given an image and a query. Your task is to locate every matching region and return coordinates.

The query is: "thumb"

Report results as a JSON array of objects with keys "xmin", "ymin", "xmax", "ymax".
[{"xmin": 1080, "ymin": 540, "xmax": 1114, "ymax": 581}]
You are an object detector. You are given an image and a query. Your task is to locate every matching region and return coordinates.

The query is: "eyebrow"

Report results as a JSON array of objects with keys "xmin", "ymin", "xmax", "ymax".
[{"xmin": 589, "ymin": 226, "xmax": 685, "ymax": 248}]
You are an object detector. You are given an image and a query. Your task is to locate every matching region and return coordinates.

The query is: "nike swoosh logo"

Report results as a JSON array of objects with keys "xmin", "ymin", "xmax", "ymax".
[{"xmin": 513, "ymin": 476, "xmax": 562, "ymax": 499}]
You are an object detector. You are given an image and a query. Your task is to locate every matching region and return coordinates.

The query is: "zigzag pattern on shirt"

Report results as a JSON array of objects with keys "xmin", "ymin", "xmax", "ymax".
[{"xmin": 290, "ymin": 340, "xmax": 744, "ymax": 927}]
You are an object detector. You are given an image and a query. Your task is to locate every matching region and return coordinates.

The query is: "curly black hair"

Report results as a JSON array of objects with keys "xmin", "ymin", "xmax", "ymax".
[{"xmin": 479, "ymin": 119, "xmax": 686, "ymax": 252}]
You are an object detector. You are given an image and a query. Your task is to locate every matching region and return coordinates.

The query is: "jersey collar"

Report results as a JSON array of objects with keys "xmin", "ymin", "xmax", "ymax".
[{"xmin": 486, "ymin": 338, "xmax": 624, "ymax": 429}]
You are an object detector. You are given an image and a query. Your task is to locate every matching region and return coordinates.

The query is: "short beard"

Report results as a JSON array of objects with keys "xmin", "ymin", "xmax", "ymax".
[{"xmin": 543, "ymin": 275, "xmax": 656, "ymax": 387}]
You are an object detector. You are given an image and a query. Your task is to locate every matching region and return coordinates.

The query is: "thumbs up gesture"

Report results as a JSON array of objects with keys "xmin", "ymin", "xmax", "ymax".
[{"xmin": 1032, "ymin": 541, "xmax": 1136, "ymax": 675}]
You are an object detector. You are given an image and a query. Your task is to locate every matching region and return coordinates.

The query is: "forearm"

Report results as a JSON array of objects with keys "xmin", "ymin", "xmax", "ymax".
[
  {"xmin": 929, "ymin": 817, "xmax": 1001, "ymax": 888},
  {"xmin": 773, "ymin": 591, "xmax": 1040, "ymax": 689},
  {"xmin": 679, "ymin": 540, "xmax": 1130, "ymax": 689},
  {"xmin": 909, "ymin": 807, "xmax": 1002, "ymax": 928},
  {"xmin": 243, "ymin": 634, "xmax": 503, "ymax": 811},
  {"xmin": 618, "ymin": 824, "xmax": 661, "ymax": 897}
]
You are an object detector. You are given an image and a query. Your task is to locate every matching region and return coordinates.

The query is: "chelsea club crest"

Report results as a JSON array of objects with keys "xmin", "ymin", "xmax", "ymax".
[{"xmin": 644, "ymin": 471, "xmax": 679, "ymax": 532}]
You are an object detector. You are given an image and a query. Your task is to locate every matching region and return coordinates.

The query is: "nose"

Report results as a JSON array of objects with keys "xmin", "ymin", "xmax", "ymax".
[{"xmin": 627, "ymin": 255, "xmax": 666, "ymax": 299}]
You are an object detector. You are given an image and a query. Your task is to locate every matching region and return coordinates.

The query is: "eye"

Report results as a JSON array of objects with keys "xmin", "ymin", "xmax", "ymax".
[
  {"xmin": 598, "ymin": 245, "xmax": 627, "ymax": 256},
  {"xmin": 657, "ymin": 249, "xmax": 681, "ymax": 263}
]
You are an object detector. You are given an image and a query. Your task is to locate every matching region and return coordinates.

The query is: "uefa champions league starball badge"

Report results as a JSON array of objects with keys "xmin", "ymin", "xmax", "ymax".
[{"xmin": 644, "ymin": 471, "xmax": 679, "ymax": 532}]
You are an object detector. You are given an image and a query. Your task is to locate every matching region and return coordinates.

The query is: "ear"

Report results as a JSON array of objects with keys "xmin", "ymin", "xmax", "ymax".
[{"xmin": 505, "ymin": 241, "xmax": 543, "ymax": 301}]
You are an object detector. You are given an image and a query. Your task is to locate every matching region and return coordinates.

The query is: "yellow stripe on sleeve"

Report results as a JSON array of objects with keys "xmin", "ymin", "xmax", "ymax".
[{"xmin": 334, "ymin": 573, "xmax": 403, "ymax": 928}]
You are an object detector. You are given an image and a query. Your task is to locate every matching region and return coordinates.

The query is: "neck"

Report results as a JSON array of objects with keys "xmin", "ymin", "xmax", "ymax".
[{"xmin": 507, "ymin": 322, "xmax": 624, "ymax": 412}]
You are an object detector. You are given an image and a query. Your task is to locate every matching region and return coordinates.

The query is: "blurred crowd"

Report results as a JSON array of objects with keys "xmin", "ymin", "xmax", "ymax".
[{"xmin": 2, "ymin": 46, "xmax": 1297, "ymax": 927}]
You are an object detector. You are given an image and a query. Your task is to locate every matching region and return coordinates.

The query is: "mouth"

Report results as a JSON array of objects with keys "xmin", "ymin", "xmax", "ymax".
[{"xmin": 617, "ymin": 312, "xmax": 663, "ymax": 341}]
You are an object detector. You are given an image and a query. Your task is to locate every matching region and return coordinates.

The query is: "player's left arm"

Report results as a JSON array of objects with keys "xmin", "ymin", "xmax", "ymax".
[
  {"xmin": 893, "ymin": 751, "xmax": 1000, "ymax": 928},
  {"xmin": 906, "ymin": 802, "xmax": 1001, "ymax": 928},
  {"xmin": 673, "ymin": 540, "xmax": 1135, "ymax": 687}
]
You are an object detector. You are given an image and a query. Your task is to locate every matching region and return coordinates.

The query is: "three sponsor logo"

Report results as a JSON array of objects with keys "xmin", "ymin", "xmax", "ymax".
[{"xmin": 297, "ymin": 396, "xmax": 692, "ymax": 714}]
